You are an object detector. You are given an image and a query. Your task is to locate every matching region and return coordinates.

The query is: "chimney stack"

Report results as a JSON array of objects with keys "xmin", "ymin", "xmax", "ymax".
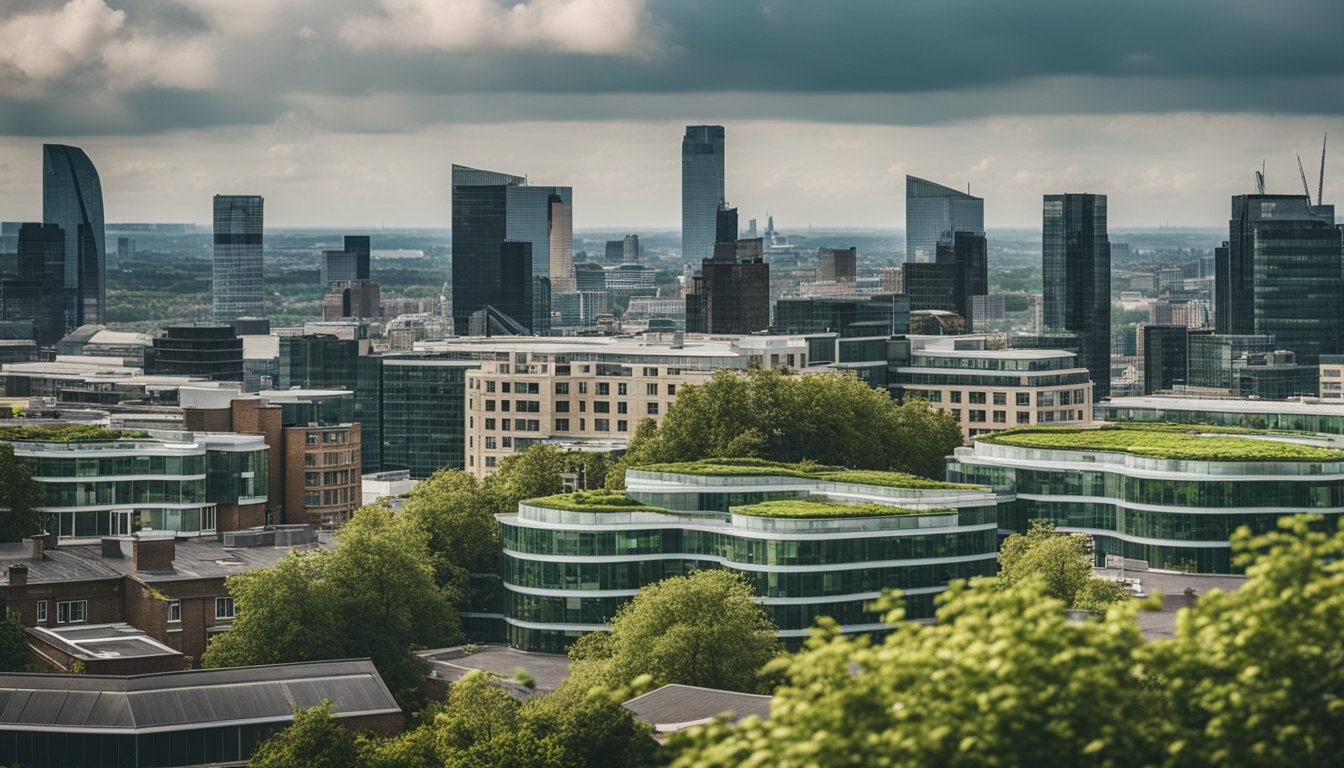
[
  {"xmin": 22, "ymin": 536, "xmax": 44, "ymax": 562},
  {"xmin": 7, "ymin": 563, "xmax": 28, "ymax": 589},
  {"xmin": 131, "ymin": 531, "xmax": 177, "ymax": 572}
]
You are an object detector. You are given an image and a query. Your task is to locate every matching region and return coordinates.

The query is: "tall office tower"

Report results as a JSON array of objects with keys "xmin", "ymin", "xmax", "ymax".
[
  {"xmin": 682, "ymin": 125, "xmax": 726, "ymax": 263},
  {"xmin": 686, "ymin": 205, "xmax": 770, "ymax": 334},
  {"xmin": 212, "ymin": 195, "xmax": 265, "ymax": 323},
  {"xmin": 548, "ymin": 196, "xmax": 574, "ymax": 293},
  {"xmin": 451, "ymin": 164, "xmax": 569, "ymax": 333},
  {"xmin": 42, "ymin": 144, "xmax": 105, "ymax": 327},
  {"xmin": 816, "ymin": 247, "xmax": 857, "ymax": 283},
  {"xmin": 3, "ymin": 223, "xmax": 66, "ymax": 346},
  {"xmin": 116, "ymin": 237, "xmax": 134, "ymax": 267},
  {"xmin": 1142, "ymin": 324, "xmax": 1189, "ymax": 395},
  {"xmin": 1043, "ymin": 193, "xmax": 1111, "ymax": 400},
  {"xmin": 905, "ymin": 176, "xmax": 983, "ymax": 263},
  {"xmin": 605, "ymin": 240, "xmax": 625, "ymax": 263},
  {"xmin": 623, "ymin": 234, "xmax": 640, "ymax": 264},
  {"xmin": 935, "ymin": 231, "xmax": 989, "ymax": 329},
  {"xmin": 321, "ymin": 235, "xmax": 372, "ymax": 287},
  {"xmin": 1214, "ymin": 194, "xmax": 1341, "ymax": 366},
  {"xmin": 892, "ymin": 262, "xmax": 956, "ymax": 312}
]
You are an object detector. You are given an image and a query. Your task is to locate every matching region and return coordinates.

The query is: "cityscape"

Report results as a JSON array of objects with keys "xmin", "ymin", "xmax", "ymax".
[{"xmin": 0, "ymin": 1, "xmax": 1343, "ymax": 766}]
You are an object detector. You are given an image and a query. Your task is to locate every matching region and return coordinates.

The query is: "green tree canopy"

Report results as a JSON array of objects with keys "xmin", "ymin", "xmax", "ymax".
[
  {"xmin": 997, "ymin": 519, "xmax": 1129, "ymax": 610},
  {"xmin": 0, "ymin": 444, "xmax": 46, "ymax": 542},
  {"xmin": 607, "ymin": 368, "xmax": 963, "ymax": 487},
  {"xmin": 398, "ymin": 470, "xmax": 501, "ymax": 592},
  {"xmin": 572, "ymin": 569, "xmax": 781, "ymax": 693},
  {"xmin": 247, "ymin": 703, "xmax": 362, "ymax": 768},
  {"xmin": 0, "ymin": 614, "xmax": 31, "ymax": 672}
]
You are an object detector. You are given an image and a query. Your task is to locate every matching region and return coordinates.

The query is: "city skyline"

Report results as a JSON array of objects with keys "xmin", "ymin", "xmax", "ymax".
[{"xmin": 0, "ymin": 1, "xmax": 1342, "ymax": 229}]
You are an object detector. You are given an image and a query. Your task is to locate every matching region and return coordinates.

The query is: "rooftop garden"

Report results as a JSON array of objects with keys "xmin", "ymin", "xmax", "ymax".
[
  {"xmin": 525, "ymin": 490, "xmax": 665, "ymax": 513},
  {"xmin": 633, "ymin": 458, "xmax": 986, "ymax": 490},
  {"xmin": 979, "ymin": 424, "xmax": 1344, "ymax": 462},
  {"xmin": 0, "ymin": 424, "xmax": 139, "ymax": 443},
  {"xmin": 731, "ymin": 500, "xmax": 954, "ymax": 519}
]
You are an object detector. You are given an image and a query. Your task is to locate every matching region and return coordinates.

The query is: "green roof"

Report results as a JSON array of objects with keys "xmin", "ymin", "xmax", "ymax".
[
  {"xmin": 0, "ymin": 424, "xmax": 136, "ymax": 443},
  {"xmin": 731, "ymin": 500, "xmax": 954, "ymax": 519},
  {"xmin": 526, "ymin": 491, "xmax": 664, "ymax": 513},
  {"xmin": 633, "ymin": 458, "xmax": 985, "ymax": 490},
  {"xmin": 979, "ymin": 424, "xmax": 1344, "ymax": 462}
]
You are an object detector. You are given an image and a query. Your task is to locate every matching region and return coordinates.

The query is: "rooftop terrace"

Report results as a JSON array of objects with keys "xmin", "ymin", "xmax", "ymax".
[
  {"xmin": 632, "ymin": 458, "xmax": 985, "ymax": 490},
  {"xmin": 731, "ymin": 500, "xmax": 953, "ymax": 519},
  {"xmin": 979, "ymin": 424, "xmax": 1344, "ymax": 462}
]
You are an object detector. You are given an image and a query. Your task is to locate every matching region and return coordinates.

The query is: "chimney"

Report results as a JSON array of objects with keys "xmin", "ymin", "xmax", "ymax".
[
  {"xmin": 22, "ymin": 536, "xmax": 44, "ymax": 562},
  {"xmin": 8, "ymin": 563, "xmax": 28, "ymax": 589},
  {"xmin": 131, "ymin": 531, "xmax": 177, "ymax": 572}
]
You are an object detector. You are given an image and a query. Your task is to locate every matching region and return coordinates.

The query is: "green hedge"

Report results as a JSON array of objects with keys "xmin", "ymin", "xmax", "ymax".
[
  {"xmin": 732, "ymin": 500, "xmax": 954, "ymax": 519},
  {"xmin": 526, "ymin": 490, "xmax": 664, "ymax": 513},
  {"xmin": 980, "ymin": 425, "xmax": 1344, "ymax": 462},
  {"xmin": 634, "ymin": 458, "xmax": 985, "ymax": 490}
]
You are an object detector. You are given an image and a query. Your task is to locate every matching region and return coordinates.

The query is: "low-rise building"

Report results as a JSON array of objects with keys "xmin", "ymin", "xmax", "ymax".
[
  {"xmin": 1320, "ymin": 355, "xmax": 1344, "ymax": 400},
  {"xmin": 498, "ymin": 461, "xmax": 1004, "ymax": 652}
]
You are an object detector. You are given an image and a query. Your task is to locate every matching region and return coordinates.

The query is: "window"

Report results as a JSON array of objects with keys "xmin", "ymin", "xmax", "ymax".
[
  {"xmin": 486, "ymin": 380, "xmax": 496, "ymax": 393},
  {"xmin": 993, "ymin": 410, "xmax": 1007, "ymax": 424},
  {"xmin": 1016, "ymin": 412, "xmax": 1031, "ymax": 424},
  {"xmin": 486, "ymin": 456, "xmax": 497, "ymax": 468},
  {"xmin": 485, "ymin": 437, "xmax": 497, "ymax": 450},
  {"xmin": 555, "ymin": 418, "xmax": 570, "ymax": 431},
  {"xmin": 305, "ymin": 432, "xmax": 318, "ymax": 445},
  {"xmin": 555, "ymin": 401, "xmax": 570, "ymax": 413},
  {"xmin": 647, "ymin": 402, "xmax": 659, "ymax": 415},
  {"xmin": 502, "ymin": 382, "xmax": 511, "ymax": 394},
  {"xmin": 502, "ymin": 419, "xmax": 512, "ymax": 430},
  {"xmin": 501, "ymin": 400, "xmax": 511, "ymax": 412},
  {"xmin": 57, "ymin": 600, "xmax": 87, "ymax": 624},
  {"xmin": 643, "ymin": 367, "xmax": 658, "ymax": 376},
  {"xmin": 215, "ymin": 597, "xmax": 235, "ymax": 621},
  {"xmin": 618, "ymin": 420, "xmax": 628, "ymax": 432},
  {"xmin": 555, "ymin": 382, "xmax": 569, "ymax": 395},
  {"xmin": 595, "ymin": 419, "xmax": 610, "ymax": 431},
  {"xmin": 951, "ymin": 409, "xmax": 962, "ymax": 421},
  {"xmin": 485, "ymin": 418, "xmax": 496, "ymax": 430},
  {"xmin": 950, "ymin": 391, "xmax": 962, "ymax": 404},
  {"xmin": 667, "ymin": 384, "xmax": 677, "ymax": 395},
  {"xmin": 969, "ymin": 392, "xmax": 986, "ymax": 404},
  {"xmin": 597, "ymin": 383, "xmax": 610, "ymax": 396},
  {"xmin": 502, "ymin": 437, "xmax": 512, "ymax": 448},
  {"xmin": 993, "ymin": 392, "xmax": 1007, "ymax": 405},
  {"xmin": 579, "ymin": 401, "xmax": 587, "ymax": 413},
  {"xmin": 578, "ymin": 382, "xmax": 589, "ymax": 395},
  {"xmin": 485, "ymin": 400, "xmax": 496, "ymax": 412},
  {"xmin": 1037, "ymin": 392, "xmax": 1055, "ymax": 407},
  {"xmin": 969, "ymin": 410, "xmax": 987, "ymax": 423},
  {"xmin": 594, "ymin": 401, "xmax": 610, "ymax": 414},
  {"xmin": 618, "ymin": 383, "xmax": 628, "ymax": 396},
  {"xmin": 1016, "ymin": 392, "xmax": 1031, "ymax": 406},
  {"xmin": 646, "ymin": 383, "xmax": 658, "ymax": 396},
  {"xmin": 167, "ymin": 599, "xmax": 181, "ymax": 623},
  {"xmin": 35, "ymin": 601, "xmax": 46, "ymax": 623},
  {"xmin": 617, "ymin": 402, "xmax": 628, "ymax": 414}
]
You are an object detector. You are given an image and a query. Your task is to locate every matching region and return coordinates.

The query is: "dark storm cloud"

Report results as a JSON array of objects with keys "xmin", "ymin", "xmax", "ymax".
[{"xmin": 3, "ymin": 0, "xmax": 1344, "ymax": 135}]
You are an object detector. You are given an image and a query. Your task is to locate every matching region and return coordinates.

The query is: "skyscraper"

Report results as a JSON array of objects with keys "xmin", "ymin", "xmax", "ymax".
[
  {"xmin": 685, "ymin": 205, "xmax": 770, "ymax": 334},
  {"xmin": 212, "ymin": 195, "xmax": 265, "ymax": 323},
  {"xmin": 320, "ymin": 235, "xmax": 371, "ymax": 287},
  {"xmin": 42, "ymin": 144, "xmax": 105, "ymax": 327},
  {"xmin": 548, "ymin": 196, "xmax": 574, "ymax": 292},
  {"xmin": 905, "ymin": 176, "xmax": 983, "ymax": 263},
  {"xmin": 935, "ymin": 231, "xmax": 989, "ymax": 329},
  {"xmin": 816, "ymin": 247, "xmax": 857, "ymax": 283},
  {"xmin": 1042, "ymin": 193, "xmax": 1111, "ymax": 400},
  {"xmin": 1214, "ymin": 194, "xmax": 1341, "ymax": 366},
  {"xmin": 2, "ymin": 223, "xmax": 66, "ymax": 346},
  {"xmin": 682, "ymin": 126, "xmax": 726, "ymax": 263},
  {"xmin": 450, "ymin": 164, "xmax": 570, "ymax": 333}
]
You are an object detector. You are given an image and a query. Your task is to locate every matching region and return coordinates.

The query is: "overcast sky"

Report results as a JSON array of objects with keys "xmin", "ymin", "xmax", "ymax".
[{"xmin": 0, "ymin": 0, "xmax": 1341, "ymax": 229}]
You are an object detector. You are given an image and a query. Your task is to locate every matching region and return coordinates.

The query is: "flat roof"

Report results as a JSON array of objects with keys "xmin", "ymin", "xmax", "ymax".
[
  {"xmin": 911, "ymin": 348, "xmax": 1076, "ymax": 360},
  {"xmin": 0, "ymin": 659, "xmax": 397, "ymax": 733},
  {"xmin": 418, "ymin": 645, "xmax": 571, "ymax": 695},
  {"xmin": 1105, "ymin": 396, "xmax": 1344, "ymax": 417},
  {"xmin": 30, "ymin": 624, "xmax": 179, "ymax": 662},
  {"xmin": 623, "ymin": 684, "xmax": 772, "ymax": 733},
  {"xmin": 416, "ymin": 335, "xmax": 750, "ymax": 359}
]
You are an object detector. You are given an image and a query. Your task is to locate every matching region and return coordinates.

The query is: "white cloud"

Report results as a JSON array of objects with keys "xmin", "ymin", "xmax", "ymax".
[
  {"xmin": 342, "ymin": 0, "xmax": 650, "ymax": 56},
  {"xmin": 0, "ymin": 0, "xmax": 217, "ymax": 95}
]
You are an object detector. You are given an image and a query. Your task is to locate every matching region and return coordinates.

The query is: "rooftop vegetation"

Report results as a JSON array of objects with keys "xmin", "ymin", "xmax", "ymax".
[
  {"xmin": 980, "ymin": 424, "xmax": 1344, "ymax": 462},
  {"xmin": 525, "ymin": 490, "xmax": 665, "ymax": 513},
  {"xmin": 633, "ymin": 458, "xmax": 985, "ymax": 490},
  {"xmin": 0, "ymin": 424, "xmax": 137, "ymax": 443},
  {"xmin": 731, "ymin": 500, "xmax": 953, "ymax": 519}
]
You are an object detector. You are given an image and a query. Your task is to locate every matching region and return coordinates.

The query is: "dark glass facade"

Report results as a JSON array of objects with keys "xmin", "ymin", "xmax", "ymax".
[
  {"xmin": 1042, "ymin": 193, "xmax": 1110, "ymax": 399},
  {"xmin": 774, "ymin": 294, "xmax": 910, "ymax": 337},
  {"xmin": 149, "ymin": 325, "xmax": 244, "ymax": 381},
  {"xmin": 41, "ymin": 145, "xmax": 104, "ymax": 328},
  {"xmin": 379, "ymin": 359, "xmax": 474, "ymax": 479},
  {"xmin": 2, "ymin": 223, "xmax": 66, "ymax": 346},
  {"xmin": 212, "ymin": 195, "xmax": 264, "ymax": 322},
  {"xmin": 936, "ymin": 231, "xmax": 988, "ymax": 329},
  {"xmin": 905, "ymin": 176, "xmax": 983, "ymax": 264},
  {"xmin": 897, "ymin": 262, "xmax": 957, "ymax": 313},
  {"xmin": 1142, "ymin": 324, "xmax": 1188, "ymax": 394},
  {"xmin": 682, "ymin": 126, "xmax": 726, "ymax": 264}
]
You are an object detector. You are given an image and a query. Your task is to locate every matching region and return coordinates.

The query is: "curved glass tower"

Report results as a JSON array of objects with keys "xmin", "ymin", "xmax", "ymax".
[{"xmin": 42, "ymin": 144, "xmax": 105, "ymax": 328}]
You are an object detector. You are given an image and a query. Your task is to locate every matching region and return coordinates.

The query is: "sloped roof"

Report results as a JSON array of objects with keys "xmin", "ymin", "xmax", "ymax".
[
  {"xmin": 0, "ymin": 659, "xmax": 398, "ymax": 732},
  {"xmin": 623, "ymin": 684, "xmax": 772, "ymax": 733}
]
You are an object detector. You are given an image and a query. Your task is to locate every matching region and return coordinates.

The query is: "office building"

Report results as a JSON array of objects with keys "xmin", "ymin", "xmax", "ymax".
[
  {"xmin": 604, "ymin": 240, "xmax": 625, "ymax": 263},
  {"xmin": 42, "ymin": 144, "xmax": 105, "ymax": 328},
  {"xmin": 816, "ymin": 247, "xmax": 857, "ymax": 283},
  {"xmin": 948, "ymin": 423, "xmax": 1344, "ymax": 573},
  {"xmin": 499, "ymin": 461, "xmax": 1004, "ymax": 652},
  {"xmin": 574, "ymin": 261, "xmax": 607, "ymax": 292},
  {"xmin": 1214, "ymin": 194, "xmax": 1341, "ymax": 365},
  {"xmin": 319, "ymin": 235, "xmax": 371, "ymax": 286},
  {"xmin": 890, "ymin": 262, "xmax": 957, "ymax": 313},
  {"xmin": 1142, "ymin": 324, "xmax": 1189, "ymax": 394},
  {"xmin": 451, "ymin": 165, "xmax": 570, "ymax": 332},
  {"xmin": 1185, "ymin": 332, "xmax": 1317, "ymax": 399},
  {"xmin": 1322, "ymin": 355, "xmax": 1344, "ymax": 401},
  {"xmin": 148, "ymin": 325, "xmax": 244, "ymax": 382},
  {"xmin": 212, "ymin": 195, "xmax": 264, "ymax": 323},
  {"xmin": 553, "ymin": 291, "xmax": 610, "ymax": 328},
  {"xmin": 377, "ymin": 359, "xmax": 476, "ymax": 480},
  {"xmin": 970, "ymin": 295, "xmax": 1006, "ymax": 328},
  {"xmin": 936, "ymin": 231, "xmax": 989, "ymax": 329},
  {"xmin": 323, "ymin": 280, "xmax": 381, "ymax": 321},
  {"xmin": 682, "ymin": 126, "xmax": 726, "ymax": 263},
  {"xmin": 685, "ymin": 206, "xmax": 770, "ymax": 334},
  {"xmin": 1101, "ymin": 395, "xmax": 1344, "ymax": 435},
  {"xmin": 905, "ymin": 176, "xmax": 983, "ymax": 263},
  {"xmin": 1042, "ymin": 193, "xmax": 1111, "ymax": 400},
  {"xmin": 3, "ymin": 223, "xmax": 66, "ymax": 346},
  {"xmin": 622, "ymin": 234, "xmax": 640, "ymax": 264},
  {"xmin": 116, "ymin": 236, "xmax": 134, "ymax": 267},
  {"xmin": 774, "ymin": 293, "xmax": 910, "ymax": 337},
  {"xmin": 605, "ymin": 263, "xmax": 657, "ymax": 292},
  {"xmin": 896, "ymin": 336, "xmax": 1092, "ymax": 438}
]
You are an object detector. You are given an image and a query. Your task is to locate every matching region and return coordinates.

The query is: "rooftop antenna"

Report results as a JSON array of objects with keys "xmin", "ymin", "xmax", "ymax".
[
  {"xmin": 1318, "ymin": 133, "xmax": 1327, "ymax": 206},
  {"xmin": 1297, "ymin": 153, "xmax": 1312, "ymax": 199},
  {"xmin": 1255, "ymin": 160, "xmax": 1265, "ymax": 195}
]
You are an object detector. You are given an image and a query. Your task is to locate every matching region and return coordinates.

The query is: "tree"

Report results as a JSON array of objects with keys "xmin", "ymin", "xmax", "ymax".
[
  {"xmin": 202, "ymin": 551, "xmax": 344, "ymax": 668},
  {"xmin": 997, "ymin": 519, "xmax": 1128, "ymax": 610},
  {"xmin": 605, "ymin": 368, "xmax": 964, "ymax": 486},
  {"xmin": 248, "ymin": 702, "xmax": 363, "ymax": 768},
  {"xmin": 487, "ymin": 444, "xmax": 616, "ymax": 505},
  {"xmin": 576, "ymin": 569, "xmax": 781, "ymax": 693},
  {"xmin": 0, "ymin": 444, "xmax": 46, "ymax": 542},
  {"xmin": 398, "ymin": 470, "xmax": 500, "ymax": 593},
  {"xmin": 0, "ymin": 614, "xmax": 30, "ymax": 672},
  {"xmin": 668, "ymin": 579, "xmax": 1169, "ymax": 768}
]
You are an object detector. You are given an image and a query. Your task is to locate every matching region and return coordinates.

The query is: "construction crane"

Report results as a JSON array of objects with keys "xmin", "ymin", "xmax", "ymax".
[
  {"xmin": 1297, "ymin": 153, "xmax": 1313, "ymax": 199},
  {"xmin": 1318, "ymin": 133, "xmax": 1328, "ymax": 206}
]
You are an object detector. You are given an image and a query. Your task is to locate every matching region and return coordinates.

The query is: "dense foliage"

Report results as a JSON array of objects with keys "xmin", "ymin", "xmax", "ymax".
[
  {"xmin": 248, "ymin": 703, "xmax": 362, "ymax": 768},
  {"xmin": 982, "ymin": 424, "xmax": 1344, "ymax": 462},
  {"xmin": 997, "ymin": 520, "xmax": 1131, "ymax": 611},
  {"xmin": 731, "ymin": 500, "xmax": 950, "ymax": 519},
  {"xmin": 0, "ymin": 444, "xmax": 45, "ymax": 543},
  {"xmin": 0, "ymin": 424, "xmax": 130, "ymax": 443},
  {"xmin": 608, "ymin": 368, "xmax": 964, "ymax": 486},
  {"xmin": 0, "ymin": 614, "xmax": 31, "ymax": 672},
  {"xmin": 570, "ymin": 569, "xmax": 781, "ymax": 694},
  {"xmin": 203, "ymin": 506, "xmax": 459, "ymax": 706},
  {"xmin": 670, "ymin": 514, "xmax": 1344, "ymax": 768}
]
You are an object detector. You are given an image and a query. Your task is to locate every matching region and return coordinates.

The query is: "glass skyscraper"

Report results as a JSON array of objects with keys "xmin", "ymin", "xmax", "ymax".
[
  {"xmin": 682, "ymin": 126, "xmax": 726, "ymax": 263},
  {"xmin": 42, "ymin": 144, "xmax": 105, "ymax": 327},
  {"xmin": 451, "ymin": 164, "xmax": 570, "ymax": 333},
  {"xmin": 1042, "ymin": 193, "xmax": 1110, "ymax": 400},
  {"xmin": 1215, "ymin": 194, "xmax": 1341, "ymax": 366},
  {"xmin": 905, "ymin": 176, "xmax": 983, "ymax": 264},
  {"xmin": 212, "ymin": 195, "xmax": 265, "ymax": 322}
]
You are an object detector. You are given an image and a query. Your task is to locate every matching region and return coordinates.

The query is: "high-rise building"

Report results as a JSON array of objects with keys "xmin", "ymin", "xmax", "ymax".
[
  {"xmin": 116, "ymin": 237, "xmax": 134, "ymax": 267},
  {"xmin": 905, "ymin": 176, "xmax": 983, "ymax": 263},
  {"xmin": 816, "ymin": 247, "xmax": 857, "ymax": 283},
  {"xmin": 323, "ymin": 280, "xmax": 381, "ymax": 321},
  {"xmin": 685, "ymin": 205, "xmax": 770, "ymax": 334},
  {"xmin": 4, "ymin": 223, "xmax": 66, "ymax": 346},
  {"xmin": 42, "ymin": 145, "xmax": 105, "ymax": 327},
  {"xmin": 548, "ymin": 197, "xmax": 574, "ymax": 292},
  {"xmin": 936, "ymin": 231, "xmax": 989, "ymax": 329},
  {"xmin": 1142, "ymin": 324, "xmax": 1189, "ymax": 395},
  {"xmin": 622, "ymin": 234, "xmax": 640, "ymax": 264},
  {"xmin": 320, "ymin": 235, "xmax": 371, "ymax": 287},
  {"xmin": 450, "ymin": 164, "xmax": 569, "ymax": 332},
  {"xmin": 149, "ymin": 325, "xmax": 244, "ymax": 382},
  {"xmin": 1043, "ymin": 193, "xmax": 1111, "ymax": 400},
  {"xmin": 891, "ymin": 262, "xmax": 956, "ymax": 313},
  {"xmin": 212, "ymin": 195, "xmax": 265, "ymax": 323},
  {"xmin": 1214, "ymin": 194, "xmax": 1341, "ymax": 366},
  {"xmin": 682, "ymin": 126, "xmax": 726, "ymax": 263}
]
